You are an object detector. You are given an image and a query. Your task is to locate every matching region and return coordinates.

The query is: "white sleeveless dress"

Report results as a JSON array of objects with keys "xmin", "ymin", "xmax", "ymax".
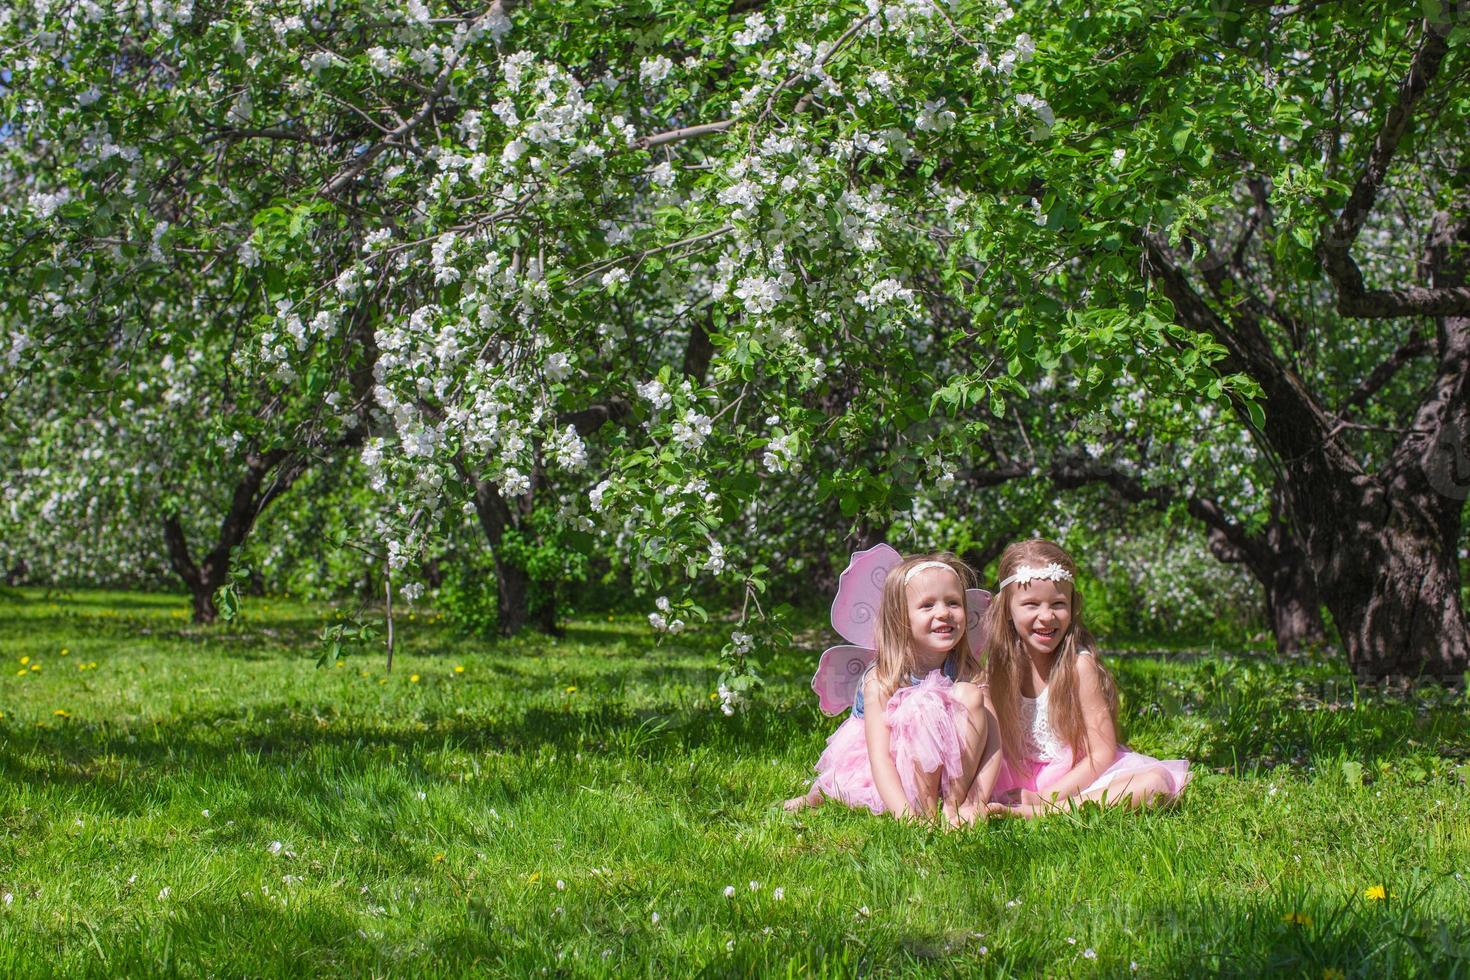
[{"xmin": 995, "ymin": 675, "xmax": 1192, "ymax": 801}]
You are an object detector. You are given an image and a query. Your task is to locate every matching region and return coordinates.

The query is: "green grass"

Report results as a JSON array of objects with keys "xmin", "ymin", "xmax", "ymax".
[{"xmin": 0, "ymin": 588, "xmax": 1467, "ymax": 977}]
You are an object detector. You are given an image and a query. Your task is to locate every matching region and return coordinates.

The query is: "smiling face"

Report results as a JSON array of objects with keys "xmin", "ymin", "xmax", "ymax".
[
  {"xmin": 1007, "ymin": 577, "xmax": 1073, "ymax": 660},
  {"xmin": 904, "ymin": 566, "xmax": 966, "ymax": 669}
]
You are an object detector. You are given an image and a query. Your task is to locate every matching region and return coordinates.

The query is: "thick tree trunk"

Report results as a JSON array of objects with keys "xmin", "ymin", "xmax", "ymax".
[
  {"xmin": 1302, "ymin": 480, "xmax": 1468, "ymax": 678},
  {"xmin": 1201, "ymin": 506, "xmax": 1328, "ymax": 654},
  {"xmin": 1313, "ymin": 223, "xmax": 1470, "ymax": 678},
  {"xmin": 471, "ymin": 477, "xmax": 559, "ymax": 637},
  {"xmin": 1261, "ymin": 557, "xmax": 1328, "ymax": 653},
  {"xmin": 190, "ymin": 579, "xmax": 222, "ymax": 623},
  {"xmin": 160, "ymin": 450, "xmax": 307, "ymax": 624},
  {"xmin": 163, "ymin": 514, "xmax": 227, "ymax": 624},
  {"xmin": 493, "ymin": 553, "xmax": 532, "ymax": 636},
  {"xmin": 1145, "ymin": 206, "xmax": 1470, "ymax": 678},
  {"xmin": 1253, "ymin": 539, "xmax": 1327, "ymax": 653}
]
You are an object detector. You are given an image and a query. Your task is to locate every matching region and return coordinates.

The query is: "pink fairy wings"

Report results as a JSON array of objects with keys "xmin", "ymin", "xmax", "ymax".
[{"xmin": 811, "ymin": 544, "xmax": 992, "ymax": 716}]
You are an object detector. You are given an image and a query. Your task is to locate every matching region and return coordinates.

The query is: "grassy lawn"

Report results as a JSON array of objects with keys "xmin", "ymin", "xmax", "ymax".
[{"xmin": 0, "ymin": 588, "xmax": 1467, "ymax": 977}]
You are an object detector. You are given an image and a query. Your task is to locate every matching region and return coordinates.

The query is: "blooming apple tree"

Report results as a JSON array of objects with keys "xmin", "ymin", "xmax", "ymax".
[{"xmin": 3, "ymin": 0, "xmax": 1258, "ymax": 687}]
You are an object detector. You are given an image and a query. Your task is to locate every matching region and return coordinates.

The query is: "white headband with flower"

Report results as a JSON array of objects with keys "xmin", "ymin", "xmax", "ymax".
[{"xmin": 997, "ymin": 562, "xmax": 1074, "ymax": 591}]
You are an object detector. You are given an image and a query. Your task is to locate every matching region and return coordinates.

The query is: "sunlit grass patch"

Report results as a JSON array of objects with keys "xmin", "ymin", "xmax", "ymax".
[{"xmin": 0, "ymin": 588, "xmax": 1466, "ymax": 976}]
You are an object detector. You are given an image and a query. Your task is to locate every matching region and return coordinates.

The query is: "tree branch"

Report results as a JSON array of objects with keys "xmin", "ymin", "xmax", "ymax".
[
  {"xmin": 204, "ymin": 127, "xmax": 331, "ymax": 146},
  {"xmin": 1143, "ymin": 236, "xmax": 1345, "ymax": 468},
  {"xmin": 636, "ymin": 120, "xmax": 736, "ymax": 151},
  {"xmin": 320, "ymin": 2, "xmax": 512, "ymax": 196},
  {"xmin": 162, "ymin": 514, "xmax": 200, "ymax": 586},
  {"xmin": 1050, "ymin": 454, "xmax": 1259, "ymax": 566},
  {"xmin": 1336, "ymin": 333, "xmax": 1430, "ymax": 417},
  {"xmin": 954, "ymin": 461, "xmax": 1032, "ymax": 487},
  {"xmin": 1318, "ymin": 17, "xmax": 1469, "ymax": 317}
]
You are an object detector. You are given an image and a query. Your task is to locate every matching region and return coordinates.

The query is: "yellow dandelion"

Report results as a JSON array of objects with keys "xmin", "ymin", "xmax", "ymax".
[
  {"xmin": 60, "ymin": 649, "xmax": 68, "ymax": 656},
  {"xmin": 15, "ymin": 668, "xmax": 26, "ymax": 676},
  {"xmin": 1282, "ymin": 911, "xmax": 1313, "ymax": 926},
  {"xmin": 379, "ymin": 678, "xmax": 388, "ymax": 685},
  {"xmin": 710, "ymin": 692, "xmax": 719, "ymax": 700},
  {"xmin": 528, "ymin": 871, "xmax": 541, "ymax": 883},
  {"xmin": 409, "ymin": 674, "xmax": 420, "ymax": 683},
  {"xmin": 19, "ymin": 656, "xmax": 28, "ymax": 665},
  {"xmin": 433, "ymin": 852, "xmax": 445, "ymax": 863},
  {"xmin": 87, "ymin": 662, "xmax": 97, "ymax": 669},
  {"xmin": 454, "ymin": 665, "xmax": 465, "ymax": 674},
  {"xmin": 334, "ymin": 660, "xmax": 345, "ymax": 668},
  {"xmin": 78, "ymin": 664, "xmax": 87, "ymax": 672},
  {"xmin": 53, "ymin": 709, "xmax": 70, "ymax": 718},
  {"xmin": 564, "ymin": 685, "xmax": 577, "ymax": 694},
  {"xmin": 1363, "ymin": 885, "xmax": 1387, "ymax": 901},
  {"xmin": 29, "ymin": 664, "xmax": 40, "ymax": 672}
]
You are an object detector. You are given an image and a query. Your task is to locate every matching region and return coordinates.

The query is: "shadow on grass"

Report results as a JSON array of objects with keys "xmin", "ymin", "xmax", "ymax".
[
  {"xmin": 0, "ymin": 693, "xmax": 825, "ymax": 812},
  {"xmin": 5, "ymin": 880, "xmax": 1466, "ymax": 976},
  {"xmin": 0, "ymin": 591, "xmax": 188, "ymax": 613},
  {"xmin": 6, "ymin": 652, "xmax": 1465, "ymax": 790},
  {"xmin": 1131, "ymin": 892, "xmax": 1469, "ymax": 977}
]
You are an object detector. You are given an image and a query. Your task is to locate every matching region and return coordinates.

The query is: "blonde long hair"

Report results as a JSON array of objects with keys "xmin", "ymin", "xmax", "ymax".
[
  {"xmin": 870, "ymin": 553, "xmax": 981, "ymax": 705},
  {"xmin": 982, "ymin": 540, "xmax": 1118, "ymax": 767}
]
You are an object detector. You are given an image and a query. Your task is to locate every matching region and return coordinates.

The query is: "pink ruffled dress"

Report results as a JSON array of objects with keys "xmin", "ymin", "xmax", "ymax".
[
  {"xmin": 811, "ymin": 668, "xmax": 970, "ymax": 814},
  {"xmin": 992, "ymin": 680, "xmax": 1192, "ymax": 802}
]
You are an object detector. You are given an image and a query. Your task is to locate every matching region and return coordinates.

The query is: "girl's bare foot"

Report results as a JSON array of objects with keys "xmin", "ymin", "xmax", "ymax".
[
  {"xmin": 940, "ymin": 800, "xmax": 963, "ymax": 829},
  {"xmin": 783, "ymin": 787, "xmax": 822, "ymax": 812}
]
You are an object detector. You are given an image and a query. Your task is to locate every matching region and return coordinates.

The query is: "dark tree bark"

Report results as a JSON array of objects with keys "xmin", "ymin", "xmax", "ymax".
[
  {"xmin": 1247, "ymin": 520, "xmax": 1328, "ymax": 654},
  {"xmin": 470, "ymin": 476, "xmax": 533, "ymax": 637},
  {"xmin": 1145, "ymin": 166, "xmax": 1470, "ymax": 680},
  {"xmin": 1196, "ymin": 502, "xmax": 1327, "ymax": 654},
  {"xmin": 1127, "ymin": 12, "xmax": 1470, "ymax": 679},
  {"xmin": 162, "ymin": 449, "xmax": 307, "ymax": 623},
  {"xmin": 682, "ymin": 311, "xmax": 716, "ymax": 384},
  {"xmin": 1148, "ymin": 231, "xmax": 1469, "ymax": 677}
]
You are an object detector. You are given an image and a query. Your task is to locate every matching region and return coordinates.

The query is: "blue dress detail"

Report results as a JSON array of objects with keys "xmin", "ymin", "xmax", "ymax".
[{"xmin": 852, "ymin": 656, "xmax": 959, "ymax": 718}]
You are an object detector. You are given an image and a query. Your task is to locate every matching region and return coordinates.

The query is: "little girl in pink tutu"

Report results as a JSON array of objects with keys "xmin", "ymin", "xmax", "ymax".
[
  {"xmin": 981, "ymin": 539, "xmax": 1192, "ymax": 816},
  {"xmin": 785, "ymin": 553, "xmax": 991, "ymax": 825}
]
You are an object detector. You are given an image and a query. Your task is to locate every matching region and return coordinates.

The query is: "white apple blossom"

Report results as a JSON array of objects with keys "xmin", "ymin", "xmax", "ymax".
[{"xmin": 639, "ymin": 55, "xmax": 673, "ymax": 85}]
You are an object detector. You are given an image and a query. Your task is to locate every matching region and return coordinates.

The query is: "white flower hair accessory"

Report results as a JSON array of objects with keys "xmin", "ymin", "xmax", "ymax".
[{"xmin": 997, "ymin": 561, "xmax": 1074, "ymax": 591}]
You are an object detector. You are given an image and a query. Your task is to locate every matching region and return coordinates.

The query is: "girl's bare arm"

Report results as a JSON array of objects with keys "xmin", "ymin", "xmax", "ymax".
[
  {"xmin": 1028, "ymin": 657, "xmax": 1117, "ymax": 805},
  {"xmin": 862, "ymin": 675, "xmax": 913, "ymax": 818}
]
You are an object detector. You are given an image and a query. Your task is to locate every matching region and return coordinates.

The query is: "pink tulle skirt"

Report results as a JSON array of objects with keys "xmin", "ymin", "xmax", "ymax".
[
  {"xmin": 812, "ymin": 671, "xmax": 970, "ymax": 814},
  {"xmin": 992, "ymin": 746, "xmax": 1192, "ymax": 804}
]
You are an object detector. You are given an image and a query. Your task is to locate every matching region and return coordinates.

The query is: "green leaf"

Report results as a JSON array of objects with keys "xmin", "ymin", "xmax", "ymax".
[
  {"xmin": 1245, "ymin": 398, "xmax": 1265, "ymax": 431},
  {"xmin": 215, "ymin": 585, "xmax": 239, "ymax": 622}
]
